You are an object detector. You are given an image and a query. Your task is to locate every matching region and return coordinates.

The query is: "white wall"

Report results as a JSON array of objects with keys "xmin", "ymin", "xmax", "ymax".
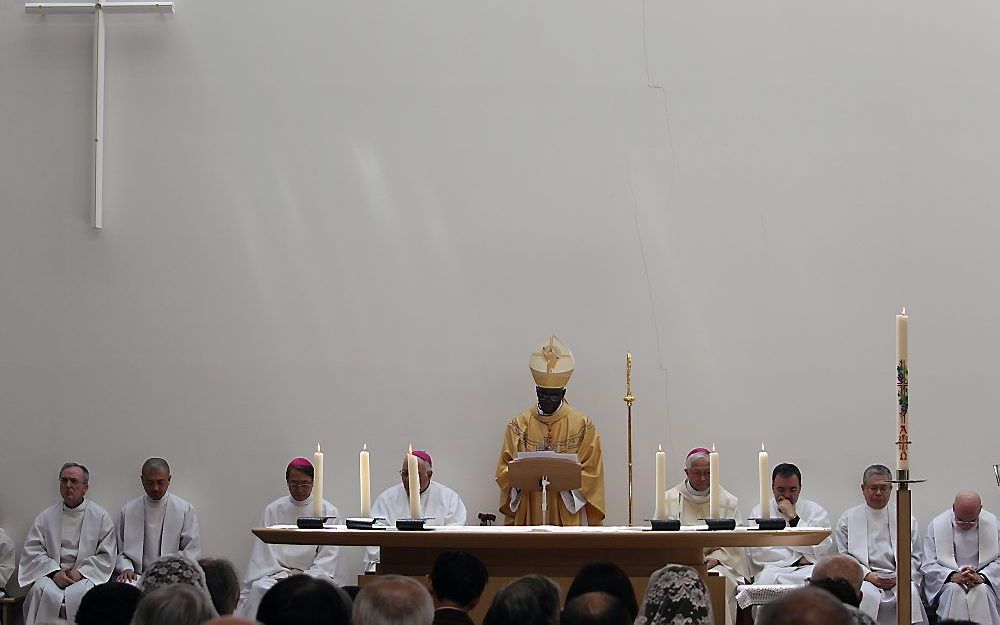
[{"xmin": 2, "ymin": 0, "xmax": 1000, "ymax": 588}]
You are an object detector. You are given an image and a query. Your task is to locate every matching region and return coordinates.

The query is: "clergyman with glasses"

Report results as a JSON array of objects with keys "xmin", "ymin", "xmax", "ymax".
[
  {"xmin": 363, "ymin": 450, "xmax": 467, "ymax": 572},
  {"xmin": 235, "ymin": 456, "xmax": 340, "ymax": 620},
  {"xmin": 921, "ymin": 490, "xmax": 1000, "ymax": 624},
  {"xmin": 19, "ymin": 462, "xmax": 117, "ymax": 625}
]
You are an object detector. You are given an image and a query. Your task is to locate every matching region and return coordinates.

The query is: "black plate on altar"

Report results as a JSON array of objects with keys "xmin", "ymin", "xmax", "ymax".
[
  {"xmin": 396, "ymin": 518, "xmax": 435, "ymax": 531},
  {"xmin": 646, "ymin": 519, "xmax": 681, "ymax": 531},
  {"xmin": 750, "ymin": 517, "xmax": 787, "ymax": 530},
  {"xmin": 700, "ymin": 518, "xmax": 736, "ymax": 531},
  {"xmin": 296, "ymin": 516, "xmax": 335, "ymax": 529},
  {"xmin": 345, "ymin": 518, "xmax": 385, "ymax": 530}
]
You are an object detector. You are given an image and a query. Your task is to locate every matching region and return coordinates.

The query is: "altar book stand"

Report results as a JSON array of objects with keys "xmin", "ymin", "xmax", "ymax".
[{"xmin": 508, "ymin": 456, "xmax": 582, "ymax": 525}]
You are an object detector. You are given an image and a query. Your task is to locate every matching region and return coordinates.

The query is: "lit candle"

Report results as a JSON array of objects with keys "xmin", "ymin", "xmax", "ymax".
[
  {"xmin": 709, "ymin": 444, "xmax": 720, "ymax": 518},
  {"xmin": 312, "ymin": 443, "xmax": 324, "ymax": 518},
  {"xmin": 360, "ymin": 444, "xmax": 371, "ymax": 518},
  {"xmin": 654, "ymin": 445, "xmax": 666, "ymax": 520},
  {"xmin": 758, "ymin": 443, "xmax": 770, "ymax": 518},
  {"xmin": 407, "ymin": 445, "xmax": 421, "ymax": 519},
  {"xmin": 896, "ymin": 308, "xmax": 909, "ymax": 473}
]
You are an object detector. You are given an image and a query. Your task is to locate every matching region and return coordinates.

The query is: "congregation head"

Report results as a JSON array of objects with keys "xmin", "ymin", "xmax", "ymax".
[
  {"xmin": 354, "ymin": 574, "xmax": 434, "ymax": 625},
  {"xmin": 58, "ymin": 462, "xmax": 90, "ymax": 508},
  {"xmin": 140, "ymin": 554, "xmax": 211, "ymax": 596},
  {"xmin": 565, "ymin": 561, "xmax": 638, "ymax": 622},
  {"xmin": 635, "ymin": 564, "xmax": 712, "ymax": 625},
  {"xmin": 401, "ymin": 450, "xmax": 433, "ymax": 494},
  {"xmin": 483, "ymin": 575, "xmax": 560, "ymax": 625},
  {"xmin": 74, "ymin": 582, "xmax": 140, "ymax": 625},
  {"xmin": 285, "ymin": 457, "xmax": 314, "ymax": 502},
  {"xmin": 256, "ymin": 574, "xmax": 352, "ymax": 625},
  {"xmin": 861, "ymin": 464, "xmax": 893, "ymax": 510},
  {"xmin": 561, "ymin": 592, "xmax": 630, "ymax": 625},
  {"xmin": 429, "ymin": 550, "xmax": 488, "ymax": 610},
  {"xmin": 199, "ymin": 558, "xmax": 241, "ymax": 616},
  {"xmin": 809, "ymin": 554, "xmax": 864, "ymax": 607},
  {"xmin": 140, "ymin": 457, "xmax": 172, "ymax": 501},
  {"xmin": 756, "ymin": 586, "xmax": 851, "ymax": 625},
  {"xmin": 131, "ymin": 583, "xmax": 218, "ymax": 625},
  {"xmin": 684, "ymin": 448, "xmax": 711, "ymax": 492}
]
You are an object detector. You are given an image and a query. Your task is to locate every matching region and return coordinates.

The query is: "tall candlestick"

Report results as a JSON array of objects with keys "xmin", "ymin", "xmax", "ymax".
[
  {"xmin": 758, "ymin": 443, "xmax": 770, "ymax": 518},
  {"xmin": 896, "ymin": 308, "xmax": 910, "ymax": 475},
  {"xmin": 654, "ymin": 445, "xmax": 666, "ymax": 520},
  {"xmin": 360, "ymin": 444, "xmax": 371, "ymax": 517},
  {"xmin": 312, "ymin": 443, "xmax": 324, "ymax": 518},
  {"xmin": 407, "ymin": 445, "xmax": 421, "ymax": 518},
  {"xmin": 709, "ymin": 444, "xmax": 720, "ymax": 518}
]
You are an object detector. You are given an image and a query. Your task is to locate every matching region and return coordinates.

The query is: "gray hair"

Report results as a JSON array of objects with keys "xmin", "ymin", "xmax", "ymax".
[
  {"xmin": 59, "ymin": 462, "xmax": 90, "ymax": 484},
  {"xmin": 354, "ymin": 575, "xmax": 434, "ymax": 625},
  {"xmin": 757, "ymin": 586, "xmax": 849, "ymax": 625},
  {"xmin": 131, "ymin": 584, "xmax": 217, "ymax": 625},
  {"xmin": 862, "ymin": 464, "xmax": 892, "ymax": 485},
  {"xmin": 685, "ymin": 452, "xmax": 709, "ymax": 469},
  {"xmin": 142, "ymin": 457, "xmax": 171, "ymax": 475}
]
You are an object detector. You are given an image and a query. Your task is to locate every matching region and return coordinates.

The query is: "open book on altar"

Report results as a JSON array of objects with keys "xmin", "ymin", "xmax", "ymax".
[{"xmin": 509, "ymin": 451, "xmax": 582, "ymax": 492}]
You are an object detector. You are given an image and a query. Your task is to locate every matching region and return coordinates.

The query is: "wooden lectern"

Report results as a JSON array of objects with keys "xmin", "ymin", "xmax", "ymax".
[{"xmin": 507, "ymin": 454, "xmax": 582, "ymax": 525}]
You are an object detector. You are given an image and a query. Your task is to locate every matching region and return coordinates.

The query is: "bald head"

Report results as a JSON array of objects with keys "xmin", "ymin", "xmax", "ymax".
[
  {"xmin": 812, "ymin": 555, "xmax": 863, "ymax": 591},
  {"xmin": 757, "ymin": 587, "xmax": 850, "ymax": 625},
  {"xmin": 354, "ymin": 575, "xmax": 434, "ymax": 625},
  {"xmin": 561, "ymin": 592, "xmax": 630, "ymax": 625},
  {"xmin": 954, "ymin": 491, "xmax": 983, "ymax": 524}
]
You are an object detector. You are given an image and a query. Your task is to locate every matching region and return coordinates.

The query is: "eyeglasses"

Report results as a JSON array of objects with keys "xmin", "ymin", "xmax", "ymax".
[
  {"xmin": 59, "ymin": 478, "xmax": 84, "ymax": 486},
  {"xmin": 287, "ymin": 481, "xmax": 313, "ymax": 488}
]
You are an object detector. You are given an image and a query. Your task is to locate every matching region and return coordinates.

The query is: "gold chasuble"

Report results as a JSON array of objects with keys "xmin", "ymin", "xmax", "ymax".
[{"xmin": 496, "ymin": 402, "xmax": 605, "ymax": 526}]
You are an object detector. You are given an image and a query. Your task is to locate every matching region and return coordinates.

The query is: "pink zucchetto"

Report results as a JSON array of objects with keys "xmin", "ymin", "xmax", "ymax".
[
  {"xmin": 410, "ymin": 450, "xmax": 432, "ymax": 467},
  {"xmin": 287, "ymin": 457, "xmax": 313, "ymax": 471}
]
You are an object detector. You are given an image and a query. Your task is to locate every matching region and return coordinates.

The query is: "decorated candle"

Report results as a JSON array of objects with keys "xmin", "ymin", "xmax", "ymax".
[
  {"xmin": 360, "ymin": 444, "xmax": 371, "ymax": 518},
  {"xmin": 312, "ymin": 444, "xmax": 324, "ymax": 518},
  {"xmin": 896, "ymin": 308, "xmax": 909, "ymax": 472},
  {"xmin": 759, "ymin": 443, "xmax": 770, "ymax": 518},
  {"xmin": 654, "ymin": 445, "xmax": 666, "ymax": 520},
  {"xmin": 407, "ymin": 445, "xmax": 421, "ymax": 518},
  {"xmin": 709, "ymin": 444, "xmax": 720, "ymax": 518}
]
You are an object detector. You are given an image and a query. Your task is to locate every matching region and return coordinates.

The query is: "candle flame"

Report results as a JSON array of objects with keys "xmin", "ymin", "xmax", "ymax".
[
  {"xmin": 901, "ymin": 307, "xmax": 906, "ymax": 315},
  {"xmin": 761, "ymin": 442, "xmax": 765, "ymax": 452},
  {"xmin": 712, "ymin": 443, "xmax": 716, "ymax": 452},
  {"xmin": 317, "ymin": 443, "xmax": 321, "ymax": 453},
  {"xmin": 408, "ymin": 444, "xmax": 413, "ymax": 454},
  {"xmin": 362, "ymin": 443, "xmax": 367, "ymax": 451},
  {"xmin": 658, "ymin": 444, "xmax": 662, "ymax": 452}
]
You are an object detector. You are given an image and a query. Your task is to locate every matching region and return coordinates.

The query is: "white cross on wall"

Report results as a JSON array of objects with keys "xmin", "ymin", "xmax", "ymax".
[{"xmin": 26, "ymin": 2, "xmax": 175, "ymax": 229}]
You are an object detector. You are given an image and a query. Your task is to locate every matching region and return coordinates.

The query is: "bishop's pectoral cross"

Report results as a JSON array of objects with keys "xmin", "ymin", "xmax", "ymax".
[{"xmin": 26, "ymin": 2, "xmax": 174, "ymax": 229}]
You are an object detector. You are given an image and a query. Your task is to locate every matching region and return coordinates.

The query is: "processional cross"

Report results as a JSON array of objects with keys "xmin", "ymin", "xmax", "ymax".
[{"xmin": 25, "ymin": 2, "xmax": 175, "ymax": 229}]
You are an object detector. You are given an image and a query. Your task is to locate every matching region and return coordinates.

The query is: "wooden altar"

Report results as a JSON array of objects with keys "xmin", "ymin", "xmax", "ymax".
[{"xmin": 253, "ymin": 525, "xmax": 830, "ymax": 625}]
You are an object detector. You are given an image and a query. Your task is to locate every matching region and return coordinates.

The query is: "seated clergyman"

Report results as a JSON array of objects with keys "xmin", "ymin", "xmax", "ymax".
[
  {"xmin": 749, "ymin": 462, "xmax": 834, "ymax": 585},
  {"xmin": 921, "ymin": 491, "xmax": 1000, "ymax": 624},
  {"xmin": 835, "ymin": 464, "xmax": 926, "ymax": 625},
  {"xmin": 235, "ymin": 457, "xmax": 340, "ymax": 620},
  {"xmin": 19, "ymin": 462, "xmax": 117, "ymax": 625},
  {"xmin": 664, "ymin": 447, "xmax": 749, "ymax": 625},
  {"xmin": 116, "ymin": 457, "xmax": 201, "ymax": 584},
  {"xmin": 363, "ymin": 450, "xmax": 467, "ymax": 572}
]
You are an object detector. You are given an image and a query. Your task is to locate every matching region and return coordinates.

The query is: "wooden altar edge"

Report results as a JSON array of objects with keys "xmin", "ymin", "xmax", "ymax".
[{"xmin": 252, "ymin": 526, "xmax": 831, "ymax": 549}]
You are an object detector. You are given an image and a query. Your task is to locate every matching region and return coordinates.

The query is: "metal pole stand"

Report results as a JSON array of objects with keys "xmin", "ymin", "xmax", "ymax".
[{"xmin": 891, "ymin": 470, "xmax": 925, "ymax": 625}]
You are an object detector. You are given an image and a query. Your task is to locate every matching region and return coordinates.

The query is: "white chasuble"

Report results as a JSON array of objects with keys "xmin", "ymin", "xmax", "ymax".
[
  {"xmin": 835, "ymin": 503, "xmax": 926, "ymax": 625},
  {"xmin": 363, "ymin": 482, "xmax": 467, "ymax": 572},
  {"xmin": 921, "ymin": 508, "xmax": 1000, "ymax": 625},
  {"xmin": 0, "ymin": 528, "xmax": 14, "ymax": 592},
  {"xmin": 117, "ymin": 492, "xmax": 201, "ymax": 576},
  {"xmin": 19, "ymin": 501, "xmax": 116, "ymax": 625},
  {"xmin": 664, "ymin": 480, "xmax": 748, "ymax": 625},
  {"xmin": 235, "ymin": 495, "xmax": 339, "ymax": 621},
  {"xmin": 749, "ymin": 497, "xmax": 834, "ymax": 585}
]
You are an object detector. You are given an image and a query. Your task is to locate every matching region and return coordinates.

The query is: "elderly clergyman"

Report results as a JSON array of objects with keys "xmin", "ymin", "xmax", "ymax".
[
  {"xmin": 19, "ymin": 462, "xmax": 117, "ymax": 625},
  {"xmin": 664, "ymin": 447, "xmax": 749, "ymax": 625},
  {"xmin": 236, "ymin": 456, "xmax": 340, "ymax": 620},
  {"xmin": 116, "ymin": 457, "xmax": 201, "ymax": 584},
  {"xmin": 835, "ymin": 464, "xmax": 926, "ymax": 625},
  {"xmin": 921, "ymin": 491, "xmax": 1000, "ymax": 624},
  {"xmin": 749, "ymin": 462, "xmax": 834, "ymax": 585},
  {"xmin": 363, "ymin": 450, "xmax": 467, "ymax": 572}
]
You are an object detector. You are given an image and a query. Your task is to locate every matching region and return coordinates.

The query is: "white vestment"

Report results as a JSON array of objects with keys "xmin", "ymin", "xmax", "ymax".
[
  {"xmin": 117, "ymin": 492, "xmax": 201, "ymax": 577},
  {"xmin": 363, "ymin": 481, "xmax": 467, "ymax": 572},
  {"xmin": 0, "ymin": 528, "xmax": 14, "ymax": 593},
  {"xmin": 749, "ymin": 497, "xmax": 834, "ymax": 585},
  {"xmin": 664, "ymin": 480, "xmax": 748, "ymax": 625},
  {"xmin": 921, "ymin": 508, "xmax": 1000, "ymax": 625},
  {"xmin": 836, "ymin": 503, "xmax": 926, "ymax": 625},
  {"xmin": 235, "ymin": 495, "xmax": 339, "ymax": 621},
  {"xmin": 19, "ymin": 500, "xmax": 116, "ymax": 625}
]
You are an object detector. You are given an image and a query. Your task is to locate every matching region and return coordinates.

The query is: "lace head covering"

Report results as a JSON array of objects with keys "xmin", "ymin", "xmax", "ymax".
[
  {"xmin": 635, "ymin": 564, "xmax": 713, "ymax": 625},
  {"xmin": 140, "ymin": 554, "xmax": 210, "ymax": 596}
]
